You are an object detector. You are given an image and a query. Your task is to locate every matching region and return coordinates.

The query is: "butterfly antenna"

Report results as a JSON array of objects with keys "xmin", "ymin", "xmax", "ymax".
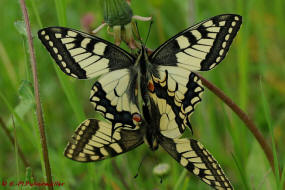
[
  {"xmin": 134, "ymin": 154, "xmax": 147, "ymax": 179},
  {"xmin": 135, "ymin": 21, "xmax": 143, "ymax": 45},
  {"xmin": 144, "ymin": 20, "xmax": 153, "ymax": 47}
]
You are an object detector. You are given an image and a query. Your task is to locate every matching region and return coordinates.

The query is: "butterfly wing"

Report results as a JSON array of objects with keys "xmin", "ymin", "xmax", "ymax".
[
  {"xmin": 64, "ymin": 119, "xmax": 144, "ymax": 162},
  {"xmin": 38, "ymin": 27, "xmax": 135, "ymax": 79},
  {"xmin": 150, "ymin": 14, "xmax": 242, "ymax": 71},
  {"xmin": 159, "ymin": 136, "xmax": 233, "ymax": 189},
  {"xmin": 89, "ymin": 69, "xmax": 141, "ymax": 131},
  {"xmin": 144, "ymin": 95, "xmax": 182, "ymax": 140},
  {"xmin": 149, "ymin": 69, "xmax": 203, "ymax": 134},
  {"xmin": 39, "ymin": 27, "xmax": 141, "ymax": 130},
  {"xmin": 148, "ymin": 86, "xmax": 232, "ymax": 189},
  {"xmin": 148, "ymin": 14, "xmax": 241, "ymax": 132}
]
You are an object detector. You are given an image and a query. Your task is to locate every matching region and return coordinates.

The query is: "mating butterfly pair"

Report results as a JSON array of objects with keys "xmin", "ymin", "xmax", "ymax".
[{"xmin": 38, "ymin": 14, "xmax": 242, "ymax": 189}]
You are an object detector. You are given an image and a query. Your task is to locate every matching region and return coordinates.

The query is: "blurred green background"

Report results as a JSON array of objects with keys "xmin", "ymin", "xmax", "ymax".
[{"xmin": 0, "ymin": 0, "xmax": 285, "ymax": 189}]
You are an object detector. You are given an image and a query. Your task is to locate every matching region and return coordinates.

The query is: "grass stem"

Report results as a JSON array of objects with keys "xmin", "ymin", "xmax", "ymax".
[
  {"xmin": 111, "ymin": 160, "xmax": 131, "ymax": 190},
  {"xmin": 19, "ymin": 0, "xmax": 53, "ymax": 189},
  {"xmin": 0, "ymin": 117, "xmax": 30, "ymax": 169}
]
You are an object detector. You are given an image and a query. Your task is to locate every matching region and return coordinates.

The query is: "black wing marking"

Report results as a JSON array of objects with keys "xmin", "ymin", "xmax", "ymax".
[
  {"xmin": 159, "ymin": 136, "xmax": 233, "ymax": 189},
  {"xmin": 89, "ymin": 69, "xmax": 141, "ymax": 132},
  {"xmin": 150, "ymin": 14, "xmax": 242, "ymax": 71},
  {"xmin": 149, "ymin": 68, "xmax": 203, "ymax": 133},
  {"xmin": 38, "ymin": 27, "xmax": 134, "ymax": 79},
  {"xmin": 64, "ymin": 119, "xmax": 143, "ymax": 162}
]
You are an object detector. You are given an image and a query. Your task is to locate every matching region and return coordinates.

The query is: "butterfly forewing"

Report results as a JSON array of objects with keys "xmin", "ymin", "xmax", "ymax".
[
  {"xmin": 38, "ymin": 27, "xmax": 134, "ymax": 79},
  {"xmin": 64, "ymin": 119, "xmax": 143, "ymax": 162},
  {"xmin": 159, "ymin": 136, "xmax": 233, "ymax": 189},
  {"xmin": 150, "ymin": 14, "xmax": 242, "ymax": 71}
]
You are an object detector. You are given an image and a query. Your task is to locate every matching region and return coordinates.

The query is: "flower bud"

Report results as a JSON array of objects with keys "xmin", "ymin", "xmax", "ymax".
[
  {"xmin": 93, "ymin": 0, "xmax": 151, "ymax": 49},
  {"xmin": 103, "ymin": 0, "xmax": 133, "ymax": 26},
  {"xmin": 153, "ymin": 163, "xmax": 170, "ymax": 177}
]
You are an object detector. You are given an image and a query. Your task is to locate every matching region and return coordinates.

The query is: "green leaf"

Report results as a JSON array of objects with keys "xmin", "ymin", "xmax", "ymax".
[
  {"xmin": 14, "ymin": 80, "xmax": 34, "ymax": 116},
  {"xmin": 14, "ymin": 20, "xmax": 27, "ymax": 37},
  {"xmin": 19, "ymin": 80, "xmax": 34, "ymax": 101},
  {"xmin": 6, "ymin": 80, "xmax": 34, "ymax": 128}
]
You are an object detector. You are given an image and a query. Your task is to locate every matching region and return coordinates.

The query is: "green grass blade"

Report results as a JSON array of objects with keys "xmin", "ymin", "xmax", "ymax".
[
  {"xmin": 260, "ymin": 79, "xmax": 280, "ymax": 188},
  {"xmin": 12, "ymin": 116, "xmax": 20, "ymax": 188},
  {"xmin": 174, "ymin": 169, "xmax": 187, "ymax": 190},
  {"xmin": 232, "ymin": 153, "xmax": 250, "ymax": 190},
  {"xmin": 30, "ymin": 0, "xmax": 43, "ymax": 28},
  {"xmin": 54, "ymin": 0, "xmax": 67, "ymax": 26},
  {"xmin": 280, "ymin": 168, "xmax": 285, "ymax": 190}
]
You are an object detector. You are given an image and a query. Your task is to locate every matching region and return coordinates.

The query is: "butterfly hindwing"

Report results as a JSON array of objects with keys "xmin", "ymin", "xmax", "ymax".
[
  {"xmin": 64, "ymin": 119, "xmax": 143, "ymax": 162},
  {"xmin": 147, "ymin": 95, "xmax": 182, "ymax": 139},
  {"xmin": 38, "ymin": 27, "xmax": 135, "ymax": 79},
  {"xmin": 90, "ymin": 69, "xmax": 141, "ymax": 131},
  {"xmin": 150, "ymin": 14, "xmax": 242, "ymax": 71},
  {"xmin": 149, "ymin": 68, "xmax": 204, "ymax": 133},
  {"xmin": 159, "ymin": 136, "xmax": 233, "ymax": 189}
]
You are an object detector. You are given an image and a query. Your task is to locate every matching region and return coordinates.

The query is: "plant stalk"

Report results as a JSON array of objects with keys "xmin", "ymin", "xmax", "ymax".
[
  {"xmin": 0, "ymin": 117, "xmax": 30, "ymax": 170},
  {"xmin": 19, "ymin": 0, "xmax": 53, "ymax": 189}
]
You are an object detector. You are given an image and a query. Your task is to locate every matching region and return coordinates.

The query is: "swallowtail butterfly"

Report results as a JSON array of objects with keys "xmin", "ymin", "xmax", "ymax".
[
  {"xmin": 64, "ymin": 96, "xmax": 233, "ymax": 189},
  {"xmin": 38, "ymin": 14, "xmax": 242, "ymax": 138},
  {"xmin": 38, "ymin": 14, "xmax": 241, "ymax": 189}
]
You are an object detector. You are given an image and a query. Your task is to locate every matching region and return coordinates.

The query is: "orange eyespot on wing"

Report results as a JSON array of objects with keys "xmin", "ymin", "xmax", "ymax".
[
  {"xmin": 148, "ymin": 81, "xmax": 155, "ymax": 92},
  {"xmin": 132, "ymin": 113, "xmax": 142, "ymax": 123}
]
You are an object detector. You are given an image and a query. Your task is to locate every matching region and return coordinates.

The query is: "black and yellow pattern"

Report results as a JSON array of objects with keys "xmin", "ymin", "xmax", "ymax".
[
  {"xmin": 38, "ymin": 27, "xmax": 134, "ymax": 79},
  {"xmin": 64, "ymin": 119, "xmax": 143, "ymax": 162},
  {"xmin": 159, "ymin": 137, "xmax": 232, "ymax": 189},
  {"xmin": 149, "ymin": 70, "xmax": 204, "ymax": 134},
  {"xmin": 89, "ymin": 77, "xmax": 141, "ymax": 131},
  {"xmin": 150, "ymin": 14, "xmax": 242, "ymax": 71}
]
